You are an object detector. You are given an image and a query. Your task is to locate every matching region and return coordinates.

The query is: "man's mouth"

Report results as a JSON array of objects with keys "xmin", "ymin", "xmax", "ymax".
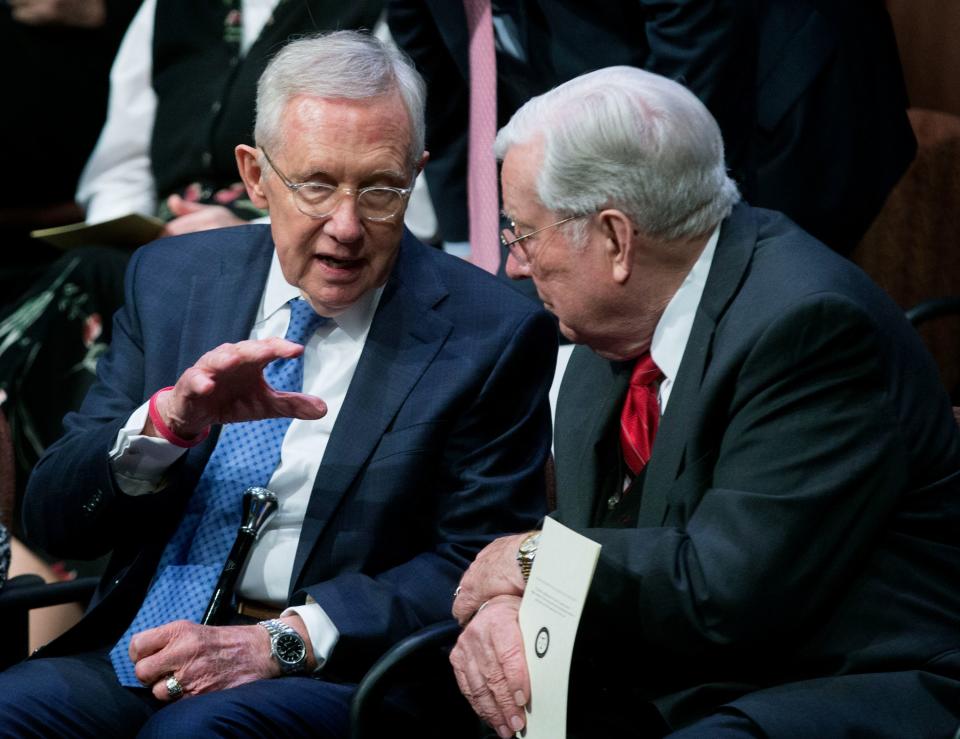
[{"xmin": 316, "ymin": 254, "xmax": 362, "ymax": 270}]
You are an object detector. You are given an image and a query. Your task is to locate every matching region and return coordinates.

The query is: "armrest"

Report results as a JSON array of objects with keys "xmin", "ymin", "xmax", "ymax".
[
  {"xmin": 0, "ymin": 575, "xmax": 98, "ymax": 670},
  {"xmin": 906, "ymin": 295, "xmax": 960, "ymax": 327},
  {"xmin": 0, "ymin": 575, "xmax": 99, "ymax": 613},
  {"xmin": 349, "ymin": 619, "xmax": 462, "ymax": 739}
]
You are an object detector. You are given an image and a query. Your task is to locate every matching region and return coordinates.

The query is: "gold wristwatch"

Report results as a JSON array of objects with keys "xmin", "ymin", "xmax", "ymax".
[{"xmin": 516, "ymin": 532, "xmax": 541, "ymax": 582}]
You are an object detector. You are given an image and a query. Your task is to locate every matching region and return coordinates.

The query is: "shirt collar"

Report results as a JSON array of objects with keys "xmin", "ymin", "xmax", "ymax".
[
  {"xmin": 650, "ymin": 224, "xmax": 720, "ymax": 384},
  {"xmin": 258, "ymin": 250, "xmax": 383, "ymax": 338}
]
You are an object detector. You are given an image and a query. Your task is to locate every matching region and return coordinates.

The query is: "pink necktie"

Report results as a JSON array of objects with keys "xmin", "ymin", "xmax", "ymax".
[
  {"xmin": 463, "ymin": 0, "xmax": 500, "ymax": 273},
  {"xmin": 620, "ymin": 353, "xmax": 664, "ymax": 476}
]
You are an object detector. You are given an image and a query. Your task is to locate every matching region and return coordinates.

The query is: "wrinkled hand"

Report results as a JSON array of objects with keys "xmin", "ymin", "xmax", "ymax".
[
  {"xmin": 161, "ymin": 196, "xmax": 246, "ymax": 237},
  {"xmin": 9, "ymin": 0, "xmax": 105, "ymax": 27},
  {"xmin": 149, "ymin": 339, "xmax": 327, "ymax": 440},
  {"xmin": 450, "ymin": 594, "xmax": 529, "ymax": 738},
  {"xmin": 131, "ymin": 620, "xmax": 277, "ymax": 700},
  {"xmin": 453, "ymin": 533, "xmax": 530, "ymax": 626}
]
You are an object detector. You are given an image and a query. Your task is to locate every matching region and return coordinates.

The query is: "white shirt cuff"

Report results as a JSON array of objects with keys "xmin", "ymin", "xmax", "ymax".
[
  {"xmin": 443, "ymin": 240, "xmax": 471, "ymax": 258},
  {"xmin": 282, "ymin": 600, "xmax": 340, "ymax": 671},
  {"xmin": 108, "ymin": 400, "xmax": 187, "ymax": 495}
]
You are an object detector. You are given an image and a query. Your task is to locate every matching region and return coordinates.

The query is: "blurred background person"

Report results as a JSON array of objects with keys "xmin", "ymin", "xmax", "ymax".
[
  {"xmin": 0, "ymin": 0, "xmax": 141, "ymax": 302},
  {"xmin": 388, "ymin": 0, "xmax": 915, "ymax": 266}
]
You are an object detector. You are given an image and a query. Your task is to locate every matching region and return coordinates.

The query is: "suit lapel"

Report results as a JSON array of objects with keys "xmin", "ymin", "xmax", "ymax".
[
  {"xmin": 291, "ymin": 233, "xmax": 453, "ymax": 588},
  {"xmin": 177, "ymin": 227, "xmax": 273, "ymax": 374},
  {"xmin": 178, "ymin": 227, "xmax": 274, "ymax": 471},
  {"xmin": 555, "ymin": 346, "xmax": 631, "ymax": 527},
  {"xmin": 639, "ymin": 205, "xmax": 758, "ymax": 526}
]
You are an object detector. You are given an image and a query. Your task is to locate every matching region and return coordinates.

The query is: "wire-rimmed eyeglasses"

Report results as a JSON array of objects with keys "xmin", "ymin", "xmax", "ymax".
[
  {"xmin": 261, "ymin": 149, "xmax": 413, "ymax": 222},
  {"xmin": 500, "ymin": 213, "xmax": 586, "ymax": 266}
]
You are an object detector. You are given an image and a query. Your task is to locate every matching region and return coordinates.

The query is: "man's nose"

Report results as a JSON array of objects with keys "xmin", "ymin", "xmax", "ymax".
[
  {"xmin": 504, "ymin": 250, "xmax": 530, "ymax": 280},
  {"xmin": 322, "ymin": 193, "xmax": 363, "ymax": 242}
]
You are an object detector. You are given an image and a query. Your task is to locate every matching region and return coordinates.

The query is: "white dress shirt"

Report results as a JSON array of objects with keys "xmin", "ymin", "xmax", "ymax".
[
  {"xmin": 650, "ymin": 224, "xmax": 720, "ymax": 412},
  {"xmin": 109, "ymin": 251, "xmax": 382, "ymax": 668}
]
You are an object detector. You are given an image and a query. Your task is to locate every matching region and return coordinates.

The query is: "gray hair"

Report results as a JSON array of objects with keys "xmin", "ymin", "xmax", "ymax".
[
  {"xmin": 255, "ymin": 30, "xmax": 426, "ymax": 171},
  {"xmin": 494, "ymin": 66, "xmax": 740, "ymax": 243}
]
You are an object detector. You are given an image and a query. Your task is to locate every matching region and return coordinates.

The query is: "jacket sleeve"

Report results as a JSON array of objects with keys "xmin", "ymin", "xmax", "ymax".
[
  {"xmin": 298, "ymin": 307, "xmax": 557, "ymax": 679},
  {"xmin": 637, "ymin": 0, "xmax": 757, "ymax": 187},
  {"xmin": 23, "ymin": 245, "xmax": 197, "ymax": 561}
]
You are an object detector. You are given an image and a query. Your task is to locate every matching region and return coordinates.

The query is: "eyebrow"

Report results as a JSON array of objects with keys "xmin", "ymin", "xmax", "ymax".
[
  {"xmin": 289, "ymin": 168, "xmax": 334, "ymax": 185},
  {"xmin": 367, "ymin": 169, "xmax": 409, "ymax": 185}
]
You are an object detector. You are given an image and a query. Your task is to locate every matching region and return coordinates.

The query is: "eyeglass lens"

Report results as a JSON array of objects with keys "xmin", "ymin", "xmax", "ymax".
[{"xmin": 296, "ymin": 185, "xmax": 403, "ymax": 220}]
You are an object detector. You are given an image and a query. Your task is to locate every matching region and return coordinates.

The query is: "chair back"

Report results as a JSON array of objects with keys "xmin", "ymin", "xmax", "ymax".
[
  {"xmin": 851, "ymin": 109, "xmax": 960, "ymax": 397},
  {"xmin": 0, "ymin": 407, "xmax": 14, "ymax": 533}
]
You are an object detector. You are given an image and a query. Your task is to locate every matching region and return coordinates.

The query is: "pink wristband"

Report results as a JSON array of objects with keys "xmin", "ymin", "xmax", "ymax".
[{"xmin": 147, "ymin": 386, "xmax": 210, "ymax": 448}]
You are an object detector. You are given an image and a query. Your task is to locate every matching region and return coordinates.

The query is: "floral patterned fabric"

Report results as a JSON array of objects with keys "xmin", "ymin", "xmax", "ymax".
[
  {"xmin": 0, "ymin": 248, "xmax": 127, "ymax": 500},
  {"xmin": 156, "ymin": 180, "xmax": 266, "ymax": 222}
]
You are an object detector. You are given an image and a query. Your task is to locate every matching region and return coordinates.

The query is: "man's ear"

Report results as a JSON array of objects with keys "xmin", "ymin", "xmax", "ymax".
[
  {"xmin": 599, "ymin": 209, "xmax": 635, "ymax": 284},
  {"xmin": 235, "ymin": 144, "xmax": 268, "ymax": 209},
  {"xmin": 416, "ymin": 150, "xmax": 429, "ymax": 176}
]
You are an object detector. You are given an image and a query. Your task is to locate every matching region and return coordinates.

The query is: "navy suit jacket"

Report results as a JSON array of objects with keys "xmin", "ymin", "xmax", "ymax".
[
  {"xmin": 554, "ymin": 204, "xmax": 960, "ymax": 737},
  {"xmin": 24, "ymin": 225, "xmax": 557, "ymax": 679}
]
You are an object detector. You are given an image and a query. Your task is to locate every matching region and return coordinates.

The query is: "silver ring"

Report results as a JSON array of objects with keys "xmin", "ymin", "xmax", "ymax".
[
  {"xmin": 165, "ymin": 675, "xmax": 184, "ymax": 700},
  {"xmin": 453, "ymin": 585, "xmax": 461, "ymax": 600}
]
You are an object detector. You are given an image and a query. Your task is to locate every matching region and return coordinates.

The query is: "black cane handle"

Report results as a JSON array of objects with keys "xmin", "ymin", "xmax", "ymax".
[{"xmin": 201, "ymin": 487, "xmax": 278, "ymax": 625}]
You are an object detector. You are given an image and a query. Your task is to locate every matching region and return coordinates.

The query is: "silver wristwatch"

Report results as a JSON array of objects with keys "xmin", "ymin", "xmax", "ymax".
[
  {"xmin": 259, "ymin": 618, "xmax": 308, "ymax": 675},
  {"xmin": 517, "ymin": 532, "xmax": 541, "ymax": 582}
]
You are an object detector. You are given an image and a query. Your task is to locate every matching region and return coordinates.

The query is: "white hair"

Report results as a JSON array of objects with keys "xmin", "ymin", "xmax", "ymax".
[
  {"xmin": 494, "ymin": 66, "xmax": 740, "ymax": 242},
  {"xmin": 255, "ymin": 30, "xmax": 426, "ymax": 170}
]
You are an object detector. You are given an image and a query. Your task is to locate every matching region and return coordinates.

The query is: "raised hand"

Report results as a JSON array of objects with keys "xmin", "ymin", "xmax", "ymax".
[{"xmin": 148, "ymin": 339, "xmax": 327, "ymax": 441}]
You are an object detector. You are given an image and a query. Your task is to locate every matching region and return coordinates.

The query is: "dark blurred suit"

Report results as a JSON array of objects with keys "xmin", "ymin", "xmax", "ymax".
[{"xmin": 389, "ymin": 0, "xmax": 915, "ymax": 255}]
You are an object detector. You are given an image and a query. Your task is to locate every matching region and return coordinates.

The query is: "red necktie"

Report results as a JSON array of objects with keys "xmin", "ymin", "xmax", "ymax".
[
  {"xmin": 620, "ymin": 353, "xmax": 664, "ymax": 476},
  {"xmin": 463, "ymin": 0, "xmax": 500, "ymax": 274}
]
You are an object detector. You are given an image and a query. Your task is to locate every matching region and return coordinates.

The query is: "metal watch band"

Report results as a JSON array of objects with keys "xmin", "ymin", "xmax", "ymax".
[
  {"xmin": 259, "ymin": 618, "xmax": 307, "ymax": 674},
  {"xmin": 517, "ymin": 532, "xmax": 541, "ymax": 582}
]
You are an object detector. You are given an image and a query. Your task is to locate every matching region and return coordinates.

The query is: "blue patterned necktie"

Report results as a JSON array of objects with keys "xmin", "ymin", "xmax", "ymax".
[{"xmin": 111, "ymin": 298, "xmax": 327, "ymax": 686}]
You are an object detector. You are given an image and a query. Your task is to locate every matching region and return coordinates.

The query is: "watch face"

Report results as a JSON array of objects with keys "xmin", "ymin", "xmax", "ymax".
[
  {"xmin": 275, "ymin": 633, "xmax": 305, "ymax": 665},
  {"xmin": 520, "ymin": 533, "xmax": 541, "ymax": 555}
]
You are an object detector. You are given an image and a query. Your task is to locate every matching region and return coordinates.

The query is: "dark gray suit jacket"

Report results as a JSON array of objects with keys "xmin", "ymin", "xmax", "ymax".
[{"xmin": 554, "ymin": 204, "xmax": 960, "ymax": 737}]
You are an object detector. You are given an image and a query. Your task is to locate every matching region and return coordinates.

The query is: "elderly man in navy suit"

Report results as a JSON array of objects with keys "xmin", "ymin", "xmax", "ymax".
[
  {"xmin": 0, "ymin": 31, "xmax": 555, "ymax": 738},
  {"xmin": 451, "ymin": 66, "xmax": 960, "ymax": 739}
]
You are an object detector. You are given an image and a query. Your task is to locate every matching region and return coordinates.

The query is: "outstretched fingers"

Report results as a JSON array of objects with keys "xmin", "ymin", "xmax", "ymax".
[
  {"xmin": 161, "ymin": 338, "xmax": 321, "ymax": 431},
  {"xmin": 267, "ymin": 390, "xmax": 328, "ymax": 420}
]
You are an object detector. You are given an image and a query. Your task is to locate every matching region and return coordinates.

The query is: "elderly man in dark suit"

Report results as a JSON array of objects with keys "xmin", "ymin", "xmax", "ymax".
[
  {"xmin": 450, "ymin": 66, "xmax": 960, "ymax": 739},
  {"xmin": 0, "ymin": 31, "xmax": 556, "ymax": 738}
]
